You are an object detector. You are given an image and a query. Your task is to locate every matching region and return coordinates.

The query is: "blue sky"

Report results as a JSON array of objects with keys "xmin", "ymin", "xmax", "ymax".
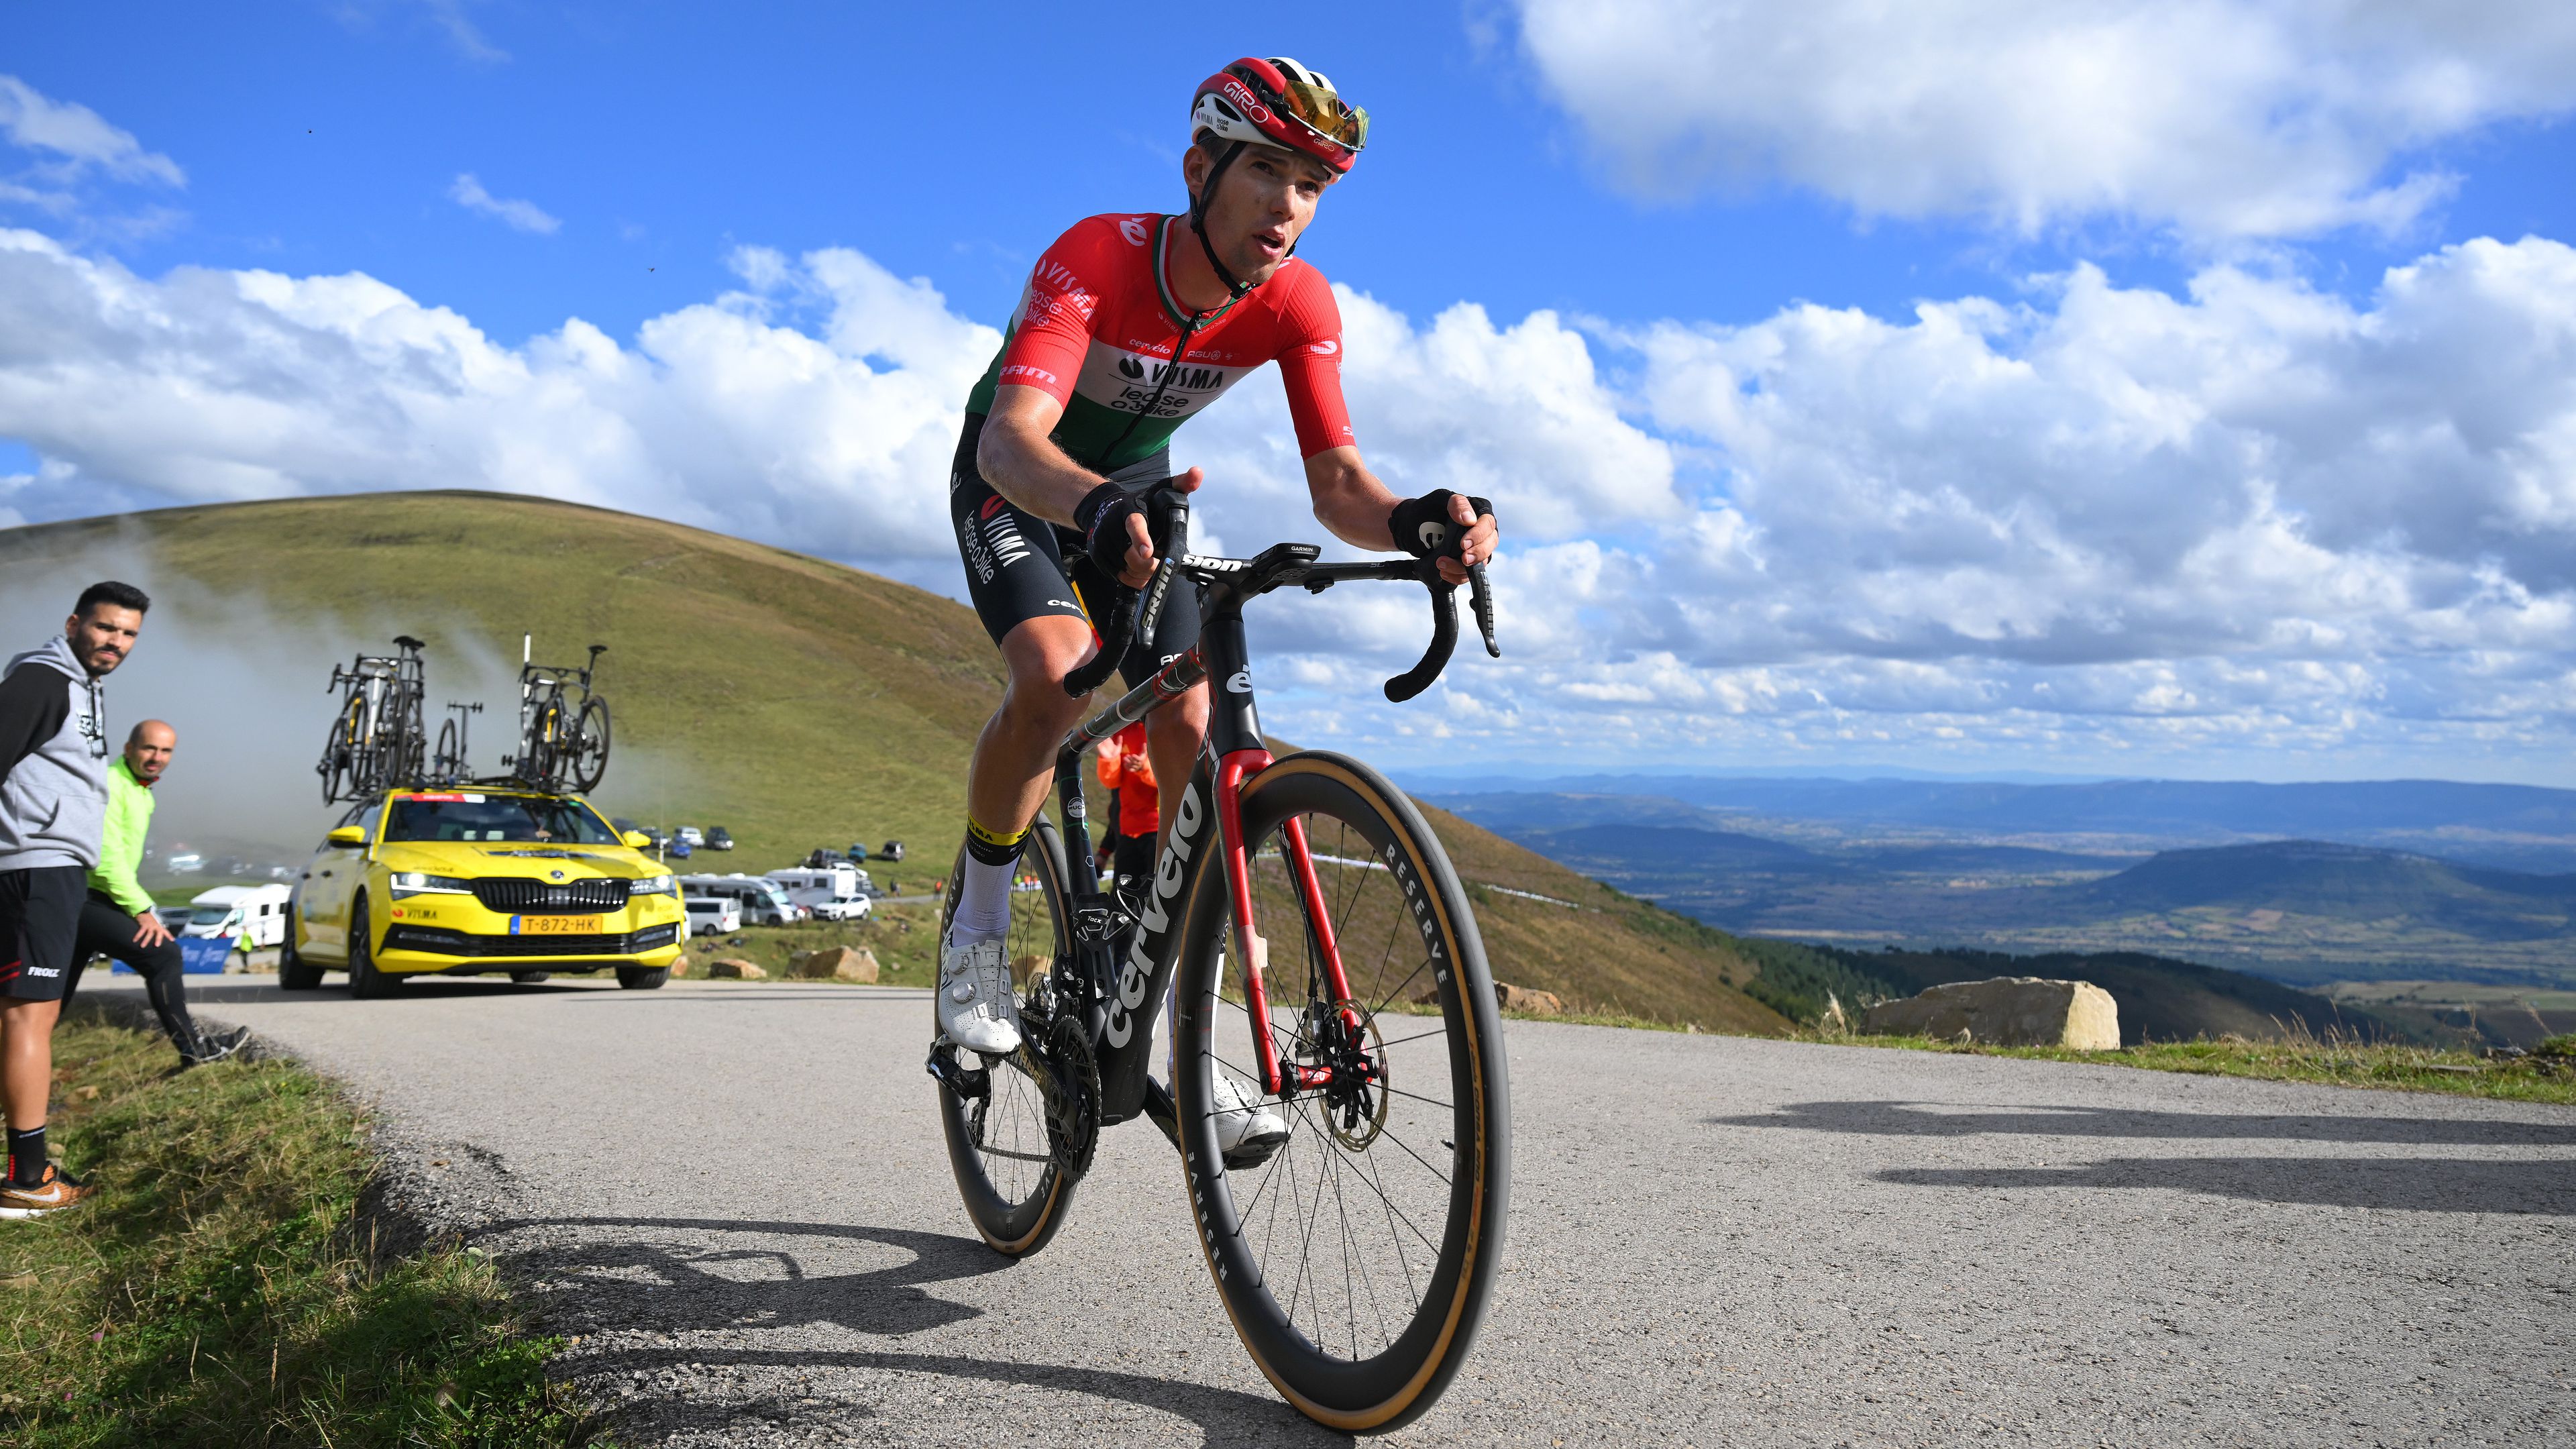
[{"xmin": 7, "ymin": 2, "xmax": 2576, "ymax": 784}]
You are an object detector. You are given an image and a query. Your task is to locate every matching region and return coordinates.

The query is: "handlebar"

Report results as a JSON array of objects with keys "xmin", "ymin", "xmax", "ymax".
[{"xmin": 1063, "ymin": 482, "xmax": 1502, "ymax": 704}]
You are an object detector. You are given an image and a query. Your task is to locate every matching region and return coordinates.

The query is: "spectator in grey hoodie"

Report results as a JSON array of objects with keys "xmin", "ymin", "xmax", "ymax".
[{"xmin": 0, "ymin": 581, "xmax": 148, "ymax": 1218}]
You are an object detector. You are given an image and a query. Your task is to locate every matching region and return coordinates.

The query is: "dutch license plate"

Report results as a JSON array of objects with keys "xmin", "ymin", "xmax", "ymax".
[{"xmin": 511, "ymin": 914, "xmax": 604, "ymax": 935}]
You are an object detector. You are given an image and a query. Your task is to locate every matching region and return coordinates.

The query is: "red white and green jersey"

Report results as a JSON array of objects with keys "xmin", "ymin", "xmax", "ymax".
[{"xmin": 963, "ymin": 213, "xmax": 1354, "ymax": 474}]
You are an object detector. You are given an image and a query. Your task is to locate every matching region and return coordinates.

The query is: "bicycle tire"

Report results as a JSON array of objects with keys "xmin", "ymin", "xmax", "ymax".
[
  {"xmin": 1171, "ymin": 750, "xmax": 1510, "ymax": 1433},
  {"xmin": 433, "ymin": 718, "xmax": 461, "ymax": 783},
  {"xmin": 570, "ymin": 696, "xmax": 611, "ymax": 792},
  {"xmin": 321, "ymin": 698, "xmax": 364, "ymax": 804},
  {"xmin": 933, "ymin": 822, "xmax": 1082, "ymax": 1256}
]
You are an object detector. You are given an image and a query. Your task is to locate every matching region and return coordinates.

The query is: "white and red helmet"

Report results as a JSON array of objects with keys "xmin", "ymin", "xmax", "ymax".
[{"xmin": 1190, "ymin": 57, "xmax": 1368, "ymax": 176}]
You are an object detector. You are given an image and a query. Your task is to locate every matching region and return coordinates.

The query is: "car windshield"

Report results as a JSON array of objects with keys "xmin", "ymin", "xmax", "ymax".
[
  {"xmin": 186, "ymin": 906, "xmax": 232, "ymax": 925},
  {"xmin": 381, "ymin": 794, "xmax": 619, "ymax": 845}
]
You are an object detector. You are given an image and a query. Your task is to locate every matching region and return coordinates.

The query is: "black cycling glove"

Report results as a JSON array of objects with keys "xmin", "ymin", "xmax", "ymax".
[
  {"xmin": 1075, "ymin": 482, "xmax": 1143, "ymax": 580},
  {"xmin": 1388, "ymin": 490, "xmax": 1493, "ymax": 561}
]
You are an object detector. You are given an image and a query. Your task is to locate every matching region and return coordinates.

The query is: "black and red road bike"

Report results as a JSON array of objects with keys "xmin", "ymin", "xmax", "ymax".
[{"xmin": 927, "ymin": 488, "xmax": 1511, "ymax": 1434}]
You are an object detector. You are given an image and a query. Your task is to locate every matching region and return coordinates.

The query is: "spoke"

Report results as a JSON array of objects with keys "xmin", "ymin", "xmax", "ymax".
[
  {"xmin": 1281, "ymin": 1093, "xmax": 1446, "ymax": 1258},
  {"xmin": 1374, "ymin": 1079, "xmax": 1456, "ymax": 1114}
]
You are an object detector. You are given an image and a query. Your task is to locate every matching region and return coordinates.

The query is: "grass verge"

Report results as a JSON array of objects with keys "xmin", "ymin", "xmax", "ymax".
[
  {"xmin": 0, "ymin": 1006, "xmax": 603, "ymax": 1446},
  {"xmin": 1813, "ymin": 1028, "xmax": 2576, "ymax": 1106}
]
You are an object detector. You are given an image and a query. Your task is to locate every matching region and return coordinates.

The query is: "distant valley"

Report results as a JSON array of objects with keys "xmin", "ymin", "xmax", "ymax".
[{"xmin": 1428, "ymin": 784, "xmax": 2576, "ymax": 994}]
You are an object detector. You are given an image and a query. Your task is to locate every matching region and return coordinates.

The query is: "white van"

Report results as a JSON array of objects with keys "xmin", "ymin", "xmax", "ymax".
[
  {"xmin": 764, "ymin": 865, "xmax": 873, "ymax": 921},
  {"xmin": 678, "ymin": 873, "xmax": 799, "ymax": 927},
  {"xmin": 179, "ymin": 883, "xmax": 291, "ymax": 947},
  {"xmin": 684, "ymin": 896, "xmax": 743, "ymax": 936}
]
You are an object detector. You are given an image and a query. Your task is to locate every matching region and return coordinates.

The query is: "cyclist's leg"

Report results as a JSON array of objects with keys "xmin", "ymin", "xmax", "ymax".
[
  {"xmin": 951, "ymin": 432, "xmax": 1093, "ymax": 905},
  {"xmin": 1067, "ymin": 534, "xmax": 1209, "ymax": 834}
]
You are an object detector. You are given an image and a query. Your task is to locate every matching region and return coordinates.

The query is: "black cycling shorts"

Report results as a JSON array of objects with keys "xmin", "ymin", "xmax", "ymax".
[
  {"xmin": 949, "ymin": 413, "xmax": 1200, "ymax": 690},
  {"xmin": 0, "ymin": 866, "xmax": 89, "ymax": 1004}
]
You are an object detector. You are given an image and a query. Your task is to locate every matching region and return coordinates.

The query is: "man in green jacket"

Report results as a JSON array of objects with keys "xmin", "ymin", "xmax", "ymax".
[{"xmin": 71, "ymin": 720, "xmax": 246, "ymax": 1066}]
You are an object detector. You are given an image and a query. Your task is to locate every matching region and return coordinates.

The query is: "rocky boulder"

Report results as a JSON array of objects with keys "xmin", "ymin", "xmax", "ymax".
[
  {"xmin": 1862, "ymin": 977, "xmax": 2119, "ymax": 1049},
  {"xmin": 707, "ymin": 958, "xmax": 767, "ymax": 981},
  {"xmin": 1411, "ymin": 979, "xmax": 1566, "ymax": 1016},
  {"xmin": 790, "ymin": 946, "xmax": 879, "ymax": 983}
]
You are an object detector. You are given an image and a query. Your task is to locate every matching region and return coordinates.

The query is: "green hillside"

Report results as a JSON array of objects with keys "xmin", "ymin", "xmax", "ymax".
[{"xmin": 2, "ymin": 491, "xmax": 1788, "ymax": 1033}]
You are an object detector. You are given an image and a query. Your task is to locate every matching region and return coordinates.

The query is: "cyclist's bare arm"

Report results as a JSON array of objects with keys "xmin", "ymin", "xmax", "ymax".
[
  {"xmin": 979, "ymin": 382, "xmax": 1203, "ymax": 588},
  {"xmin": 1303, "ymin": 446, "xmax": 1497, "ymax": 584}
]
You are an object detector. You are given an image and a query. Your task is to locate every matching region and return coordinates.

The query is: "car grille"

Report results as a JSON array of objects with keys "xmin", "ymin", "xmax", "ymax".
[
  {"xmin": 383, "ymin": 922, "xmax": 680, "ymax": 958},
  {"xmin": 470, "ymin": 877, "xmax": 631, "ymax": 913}
]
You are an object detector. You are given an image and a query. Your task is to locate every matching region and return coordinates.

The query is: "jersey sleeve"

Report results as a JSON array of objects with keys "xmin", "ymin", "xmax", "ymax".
[
  {"xmin": 991, "ymin": 220, "xmax": 1118, "ymax": 407},
  {"xmin": 1271, "ymin": 265, "xmax": 1355, "ymax": 458}
]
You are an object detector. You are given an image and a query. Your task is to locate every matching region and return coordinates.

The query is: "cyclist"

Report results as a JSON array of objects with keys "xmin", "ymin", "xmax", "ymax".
[{"xmin": 938, "ymin": 56, "xmax": 1499, "ymax": 1061}]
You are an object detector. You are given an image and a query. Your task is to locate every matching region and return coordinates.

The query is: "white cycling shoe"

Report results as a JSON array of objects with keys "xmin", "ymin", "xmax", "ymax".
[
  {"xmin": 938, "ymin": 934, "xmax": 1022, "ymax": 1055},
  {"xmin": 1213, "ymin": 1073, "xmax": 1290, "ymax": 1169}
]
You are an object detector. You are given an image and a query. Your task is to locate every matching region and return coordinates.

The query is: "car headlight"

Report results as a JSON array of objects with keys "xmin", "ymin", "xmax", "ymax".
[
  {"xmin": 629, "ymin": 873, "xmax": 676, "ymax": 896},
  {"xmin": 390, "ymin": 871, "xmax": 474, "ymax": 899}
]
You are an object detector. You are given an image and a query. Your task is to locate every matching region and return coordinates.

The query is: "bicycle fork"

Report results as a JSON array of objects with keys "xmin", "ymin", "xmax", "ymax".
[{"xmin": 1053, "ymin": 610, "xmax": 1363, "ymax": 1108}]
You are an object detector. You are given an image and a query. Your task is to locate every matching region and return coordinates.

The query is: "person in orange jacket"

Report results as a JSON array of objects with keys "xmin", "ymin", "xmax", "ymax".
[{"xmin": 1095, "ymin": 721, "xmax": 1159, "ymax": 904}]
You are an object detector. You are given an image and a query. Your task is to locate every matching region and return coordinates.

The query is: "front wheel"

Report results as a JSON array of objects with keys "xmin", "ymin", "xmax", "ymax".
[
  {"xmin": 346, "ymin": 896, "xmax": 400, "ymax": 1000},
  {"xmin": 616, "ymin": 966, "xmax": 668, "ymax": 990},
  {"xmin": 1171, "ymin": 751, "xmax": 1511, "ymax": 1433},
  {"xmin": 933, "ymin": 822, "xmax": 1081, "ymax": 1257}
]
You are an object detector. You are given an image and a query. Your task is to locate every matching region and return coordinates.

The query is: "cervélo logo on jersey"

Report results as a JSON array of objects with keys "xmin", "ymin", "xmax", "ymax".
[{"xmin": 1074, "ymin": 342, "xmax": 1252, "ymax": 420}]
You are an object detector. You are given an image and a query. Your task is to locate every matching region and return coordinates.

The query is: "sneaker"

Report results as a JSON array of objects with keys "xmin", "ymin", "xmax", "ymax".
[
  {"xmin": 937, "ymin": 933, "xmax": 1022, "ymax": 1055},
  {"xmin": 180, "ymin": 1024, "xmax": 252, "ymax": 1067},
  {"xmin": 0, "ymin": 1164, "xmax": 93, "ymax": 1219},
  {"xmin": 1213, "ymin": 1074, "xmax": 1289, "ymax": 1169}
]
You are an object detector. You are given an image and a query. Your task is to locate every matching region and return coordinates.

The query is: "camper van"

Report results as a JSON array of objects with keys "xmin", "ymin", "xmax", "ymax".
[
  {"xmin": 676, "ymin": 873, "xmax": 800, "ymax": 927},
  {"xmin": 764, "ymin": 864, "xmax": 872, "ymax": 921},
  {"xmin": 178, "ymin": 883, "xmax": 292, "ymax": 947}
]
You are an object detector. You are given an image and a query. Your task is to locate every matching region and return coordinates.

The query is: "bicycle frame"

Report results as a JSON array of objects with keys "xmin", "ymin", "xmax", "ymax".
[{"xmin": 1036, "ymin": 549, "xmax": 1450, "ymax": 1128}]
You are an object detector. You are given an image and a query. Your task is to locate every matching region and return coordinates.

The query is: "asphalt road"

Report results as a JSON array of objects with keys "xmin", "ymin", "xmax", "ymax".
[{"xmin": 90, "ymin": 975, "xmax": 2576, "ymax": 1446}]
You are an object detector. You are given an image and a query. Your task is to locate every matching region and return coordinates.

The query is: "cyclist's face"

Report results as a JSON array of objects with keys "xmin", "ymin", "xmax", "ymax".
[{"xmin": 1189, "ymin": 144, "xmax": 1334, "ymax": 286}]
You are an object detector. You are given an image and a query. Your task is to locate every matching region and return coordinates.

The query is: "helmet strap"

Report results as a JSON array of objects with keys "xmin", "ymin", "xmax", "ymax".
[{"xmin": 1189, "ymin": 140, "xmax": 1256, "ymax": 302}]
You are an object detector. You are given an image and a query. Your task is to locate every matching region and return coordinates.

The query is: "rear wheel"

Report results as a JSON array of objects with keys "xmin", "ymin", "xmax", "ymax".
[
  {"xmin": 569, "ymin": 697, "xmax": 611, "ymax": 792},
  {"xmin": 278, "ymin": 907, "xmax": 324, "ymax": 990},
  {"xmin": 510, "ymin": 970, "xmax": 552, "ymax": 984},
  {"xmin": 1171, "ymin": 751, "xmax": 1511, "ymax": 1433},
  {"xmin": 433, "ymin": 718, "xmax": 462, "ymax": 783},
  {"xmin": 346, "ymin": 896, "xmax": 400, "ymax": 1000},
  {"xmin": 616, "ymin": 966, "xmax": 669, "ymax": 990},
  {"xmin": 934, "ymin": 822, "xmax": 1081, "ymax": 1257}
]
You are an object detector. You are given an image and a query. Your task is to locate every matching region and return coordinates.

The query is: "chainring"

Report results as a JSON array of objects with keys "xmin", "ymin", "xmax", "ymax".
[{"xmin": 1042, "ymin": 1014, "xmax": 1103, "ymax": 1177}]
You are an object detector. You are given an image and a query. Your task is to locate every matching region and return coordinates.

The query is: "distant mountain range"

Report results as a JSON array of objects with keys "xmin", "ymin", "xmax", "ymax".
[
  {"xmin": 1434, "ymin": 788, "xmax": 2576, "ymax": 991},
  {"xmin": 1424, "ymin": 775, "xmax": 2576, "ymax": 873}
]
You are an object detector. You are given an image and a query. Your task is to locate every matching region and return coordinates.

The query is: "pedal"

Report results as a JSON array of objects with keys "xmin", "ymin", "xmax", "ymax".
[{"xmin": 923, "ymin": 1046, "xmax": 988, "ymax": 1100}]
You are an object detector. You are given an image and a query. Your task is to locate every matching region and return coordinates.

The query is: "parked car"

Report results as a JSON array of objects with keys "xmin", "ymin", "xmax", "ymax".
[
  {"xmin": 676, "ymin": 873, "xmax": 799, "ymax": 927},
  {"xmin": 706, "ymin": 826, "xmax": 734, "ymax": 851},
  {"xmin": 166, "ymin": 851, "xmax": 205, "ymax": 874},
  {"xmin": 879, "ymin": 840, "xmax": 904, "ymax": 863},
  {"xmin": 683, "ymin": 896, "xmax": 742, "ymax": 936},
  {"xmin": 765, "ymin": 864, "xmax": 873, "ymax": 921},
  {"xmin": 284, "ymin": 786, "xmax": 684, "ymax": 996},
  {"xmin": 669, "ymin": 837, "xmax": 692, "ymax": 860},
  {"xmin": 676, "ymin": 826, "xmax": 704, "ymax": 847},
  {"xmin": 176, "ymin": 883, "xmax": 292, "ymax": 947}
]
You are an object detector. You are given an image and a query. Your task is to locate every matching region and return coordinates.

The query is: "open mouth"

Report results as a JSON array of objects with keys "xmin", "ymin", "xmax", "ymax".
[{"xmin": 1251, "ymin": 229, "xmax": 1288, "ymax": 260}]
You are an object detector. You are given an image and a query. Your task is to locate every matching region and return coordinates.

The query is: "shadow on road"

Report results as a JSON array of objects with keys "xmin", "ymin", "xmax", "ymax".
[
  {"xmin": 483, "ymin": 1216, "xmax": 1342, "ymax": 1446},
  {"xmin": 1878, "ymin": 1156, "xmax": 2576, "ymax": 1214},
  {"xmin": 1709, "ymin": 1100, "xmax": 2576, "ymax": 1146}
]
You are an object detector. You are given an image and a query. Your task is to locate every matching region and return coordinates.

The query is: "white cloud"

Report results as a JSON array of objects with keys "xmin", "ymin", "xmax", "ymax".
[
  {"xmin": 2, "ymin": 221, "xmax": 2573, "ymax": 777},
  {"xmin": 1511, "ymin": 0, "xmax": 2576, "ymax": 239},
  {"xmin": 0, "ymin": 75, "xmax": 186, "ymax": 188},
  {"xmin": 0, "ymin": 229, "xmax": 994, "ymax": 564},
  {"xmin": 449, "ymin": 173, "xmax": 559, "ymax": 234}
]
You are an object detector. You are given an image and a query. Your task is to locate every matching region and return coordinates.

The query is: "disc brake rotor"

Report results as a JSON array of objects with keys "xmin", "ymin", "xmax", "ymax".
[{"xmin": 1323, "ymin": 1002, "xmax": 1390, "ymax": 1151}]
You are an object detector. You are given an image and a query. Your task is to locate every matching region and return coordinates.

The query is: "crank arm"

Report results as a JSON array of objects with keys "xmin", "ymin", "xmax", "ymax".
[{"xmin": 1141, "ymin": 1076, "xmax": 1181, "ymax": 1153}]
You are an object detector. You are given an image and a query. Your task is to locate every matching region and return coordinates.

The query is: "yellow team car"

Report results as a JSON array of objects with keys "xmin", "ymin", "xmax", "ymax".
[{"xmin": 282, "ymin": 786, "xmax": 685, "ymax": 997}]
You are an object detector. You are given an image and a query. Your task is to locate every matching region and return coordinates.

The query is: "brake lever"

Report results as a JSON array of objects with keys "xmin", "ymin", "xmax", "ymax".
[
  {"xmin": 1466, "ymin": 561, "xmax": 1499, "ymax": 658},
  {"xmin": 1384, "ymin": 578, "xmax": 1459, "ymax": 702},
  {"xmin": 1063, "ymin": 484, "xmax": 1190, "ymax": 699}
]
